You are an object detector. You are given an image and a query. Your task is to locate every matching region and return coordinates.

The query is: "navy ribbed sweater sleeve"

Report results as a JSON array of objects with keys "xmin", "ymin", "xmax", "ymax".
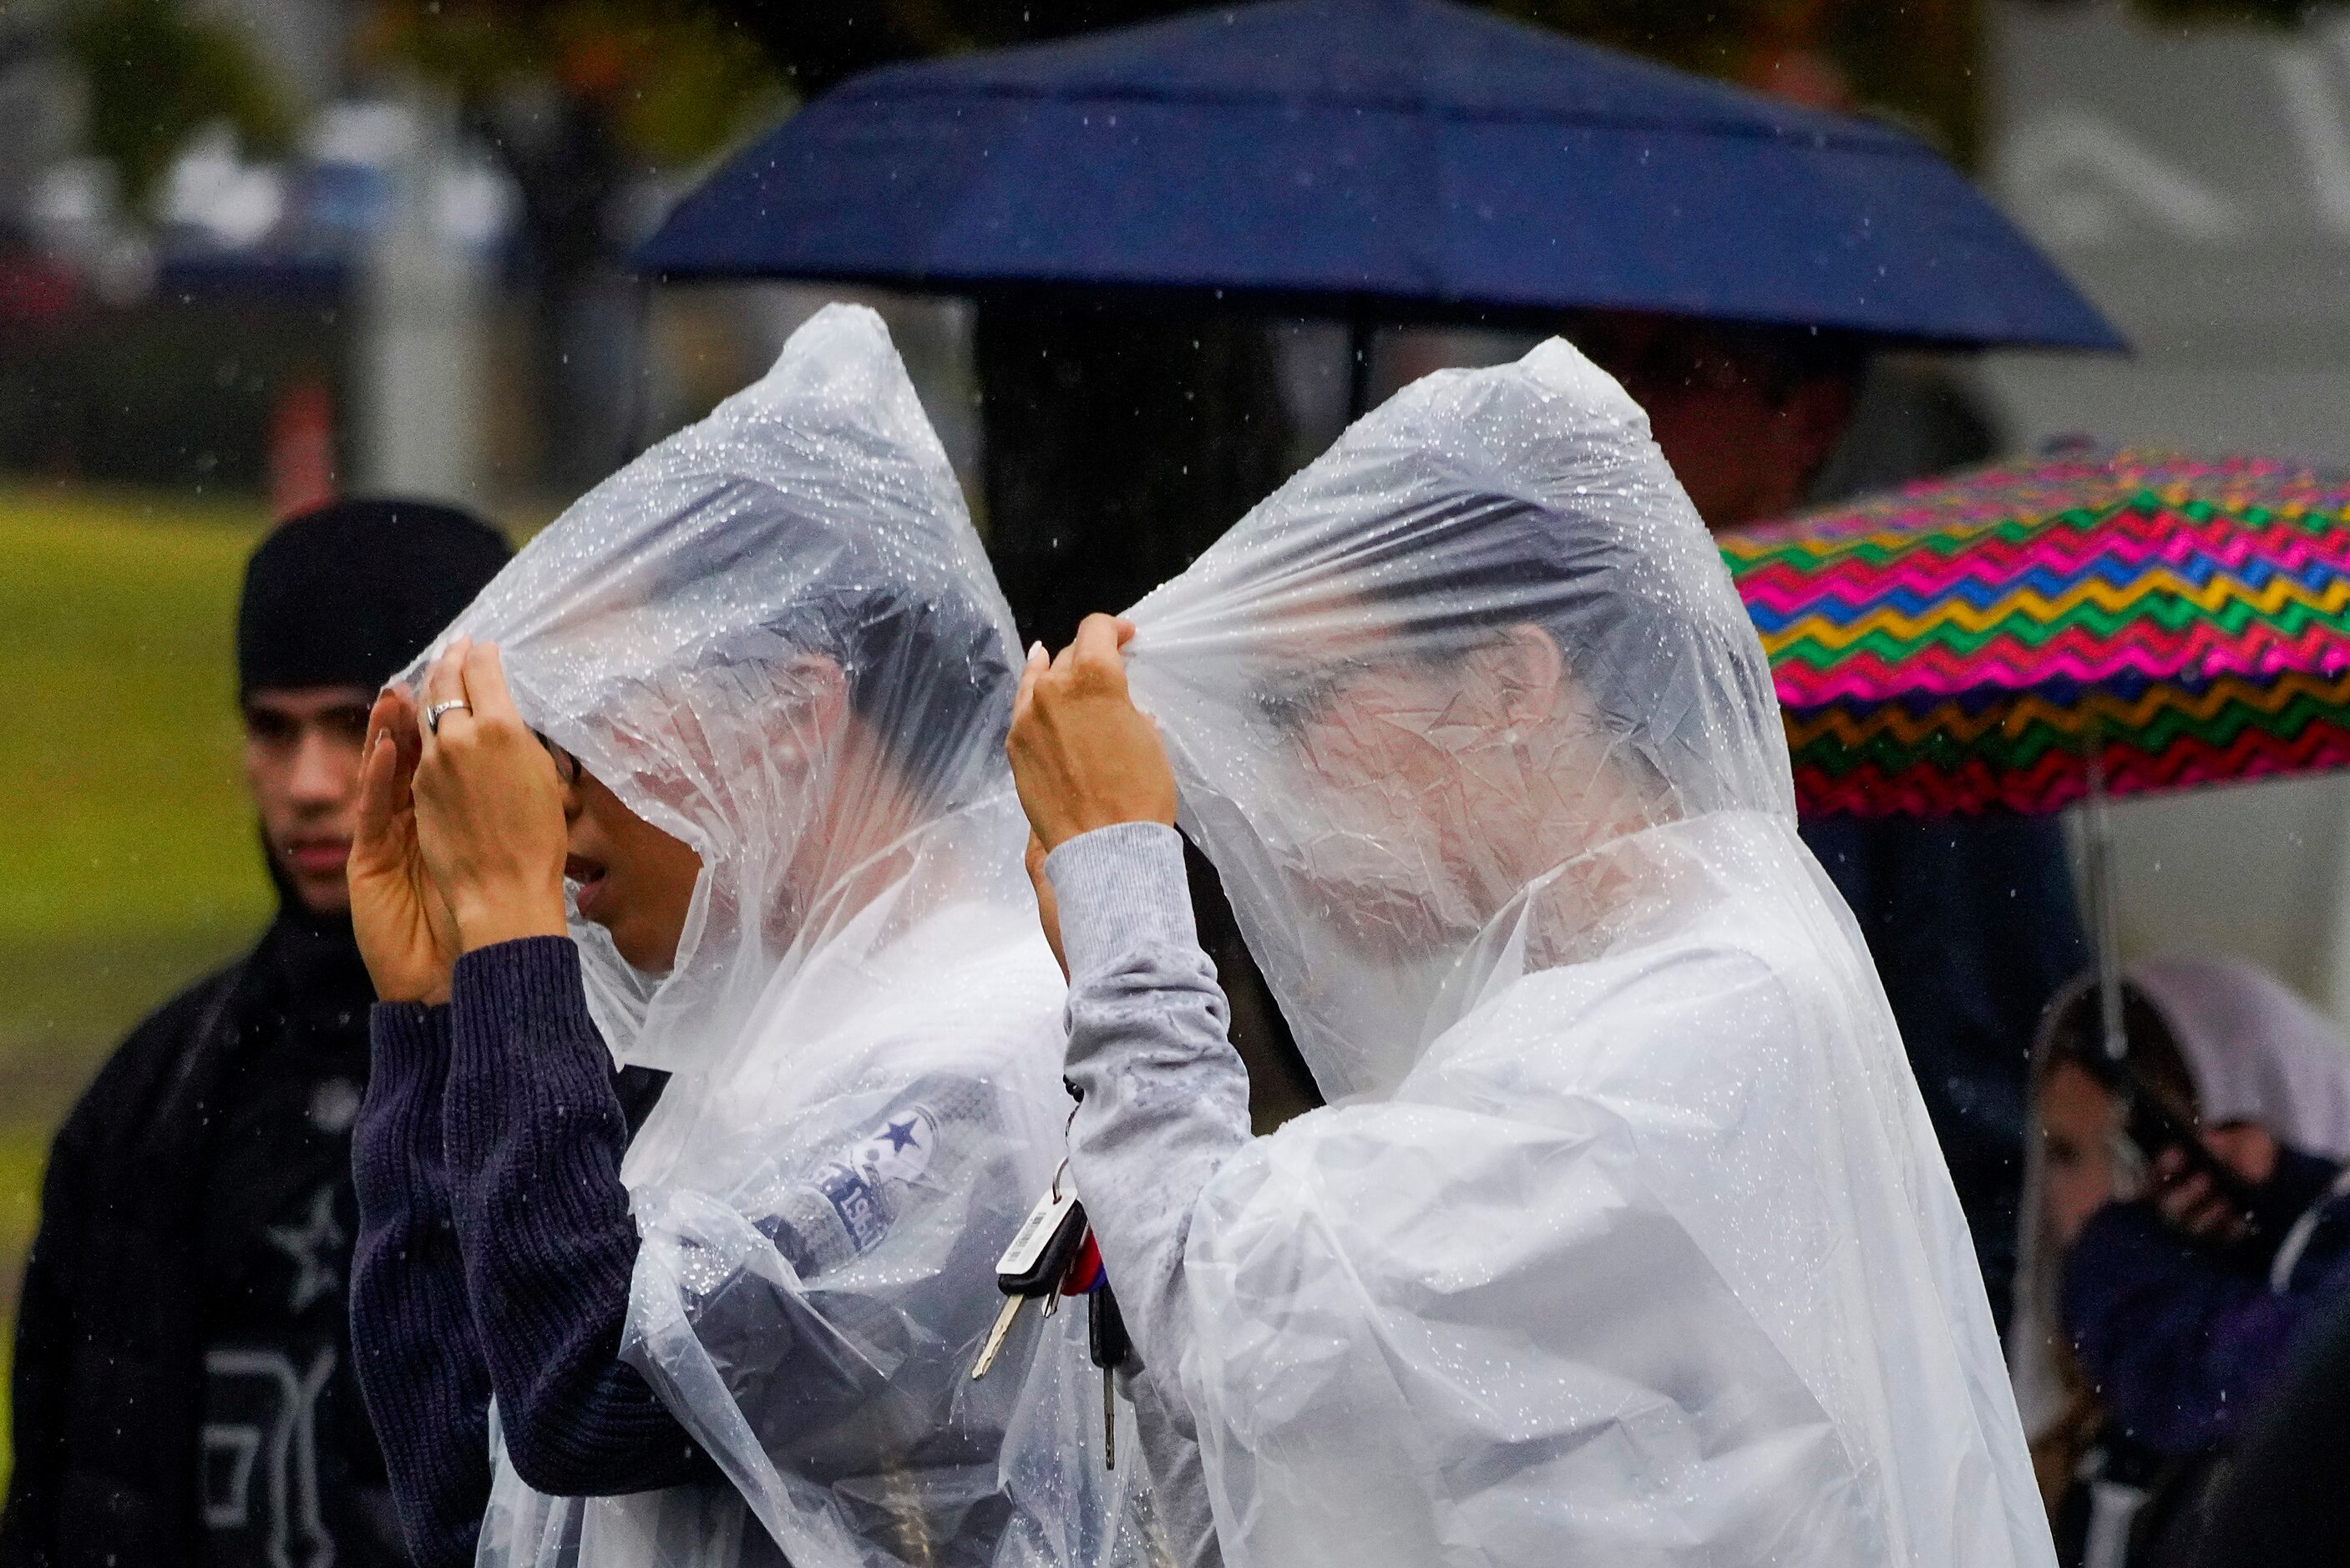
[
  {"xmin": 350, "ymin": 1001, "xmax": 491, "ymax": 1568},
  {"xmin": 443, "ymin": 936, "xmax": 709, "ymax": 1496}
]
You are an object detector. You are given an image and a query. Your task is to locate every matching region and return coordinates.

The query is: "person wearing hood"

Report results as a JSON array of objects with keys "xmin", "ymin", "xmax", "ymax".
[
  {"xmin": 1, "ymin": 500, "xmax": 510, "ymax": 1568},
  {"xmin": 1005, "ymin": 339, "xmax": 2054, "ymax": 1565},
  {"xmin": 346, "ymin": 306, "xmax": 1160, "ymax": 1568},
  {"xmin": 2008, "ymin": 957, "xmax": 2350, "ymax": 1567}
]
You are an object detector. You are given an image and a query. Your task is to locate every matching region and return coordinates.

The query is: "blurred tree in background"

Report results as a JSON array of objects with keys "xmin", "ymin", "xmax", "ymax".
[
  {"xmin": 59, "ymin": 0, "xmax": 295, "ymax": 205},
  {"xmin": 358, "ymin": 0, "xmax": 788, "ymax": 169},
  {"xmin": 357, "ymin": 0, "xmax": 793, "ymax": 483}
]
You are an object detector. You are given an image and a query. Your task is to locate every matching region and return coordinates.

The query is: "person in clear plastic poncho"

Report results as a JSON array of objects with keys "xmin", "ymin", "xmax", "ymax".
[
  {"xmin": 1007, "ymin": 338, "xmax": 2056, "ymax": 1566},
  {"xmin": 345, "ymin": 306, "xmax": 1152, "ymax": 1568}
]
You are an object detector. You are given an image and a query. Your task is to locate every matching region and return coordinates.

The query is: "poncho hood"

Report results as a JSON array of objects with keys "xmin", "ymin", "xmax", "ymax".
[
  {"xmin": 406, "ymin": 303, "xmax": 1020, "ymax": 1078},
  {"xmin": 1124, "ymin": 336, "xmax": 1791, "ymax": 1100}
]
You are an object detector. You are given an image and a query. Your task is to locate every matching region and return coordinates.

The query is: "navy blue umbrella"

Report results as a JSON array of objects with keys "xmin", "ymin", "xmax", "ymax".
[{"xmin": 639, "ymin": 0, "xmax": 2120, "ymax": 355}]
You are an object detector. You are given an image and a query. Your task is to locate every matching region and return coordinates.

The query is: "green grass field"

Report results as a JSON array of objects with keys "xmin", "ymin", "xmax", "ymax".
[{"xmin": 0, "ymin": 482, "xmax": 279, "ymax": 1487}]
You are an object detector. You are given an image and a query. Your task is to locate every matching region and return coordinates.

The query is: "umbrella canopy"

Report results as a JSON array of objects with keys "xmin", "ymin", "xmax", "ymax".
[
  {"xmin": 639, "ymin": 0, "xmax": 2120, "ymax": 351},
  {"xmin": 1725, "ymin": 451, "xmax": 2350, "ymax": 817}
]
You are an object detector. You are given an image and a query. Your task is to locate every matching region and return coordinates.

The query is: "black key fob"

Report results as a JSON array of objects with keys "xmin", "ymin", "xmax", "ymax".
[
  {"xmin": 1089, "ymin": 1281, "xmax": 1130, "ymax": 1371},
  {"xmin": 997, "ymin": 1191, "xmax": 1089, "ymax": 1297}
]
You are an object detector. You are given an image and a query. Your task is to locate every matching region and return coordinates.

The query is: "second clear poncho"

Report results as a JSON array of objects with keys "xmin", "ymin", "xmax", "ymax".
[
  {"xmin": 1105, "ymin": 338, "xmax": 2056, "ymax": 1565},
  {"xmin": 408, "ymin": 306, "xmax": 1142, "ymax": 1567}
]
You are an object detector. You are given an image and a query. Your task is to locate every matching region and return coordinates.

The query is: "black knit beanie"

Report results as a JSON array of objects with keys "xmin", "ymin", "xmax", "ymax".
[{"xmin": 237, "ymin": 498, "xmax": 512, "ymax": 700}]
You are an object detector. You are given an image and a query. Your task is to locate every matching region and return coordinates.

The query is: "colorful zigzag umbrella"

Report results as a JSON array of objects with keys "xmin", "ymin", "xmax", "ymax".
[{"xmin": 1721, "ymin": 450, "xmax": 2350, "ymax": 817}]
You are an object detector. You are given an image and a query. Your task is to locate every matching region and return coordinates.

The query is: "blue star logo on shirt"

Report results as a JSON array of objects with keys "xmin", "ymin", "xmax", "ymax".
[{"xmin": 883, "ymin": 1118, "xmax": 921, "ymax": 1153}]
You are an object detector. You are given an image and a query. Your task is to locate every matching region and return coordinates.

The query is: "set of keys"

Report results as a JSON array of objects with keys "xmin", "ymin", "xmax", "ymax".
[{"xmin": 970, "ymin": 1177, "xmax": 1132, "ymax": 1468}]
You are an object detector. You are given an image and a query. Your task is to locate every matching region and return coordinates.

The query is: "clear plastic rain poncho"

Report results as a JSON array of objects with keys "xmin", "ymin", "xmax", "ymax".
[
  {"xmin": 1117, "ymin": 339, "xmax": 2055, "ymax": 1565},
  {"xmin": 408, "ymin": 306, "xmax": 1137, "ymax": 1567}
]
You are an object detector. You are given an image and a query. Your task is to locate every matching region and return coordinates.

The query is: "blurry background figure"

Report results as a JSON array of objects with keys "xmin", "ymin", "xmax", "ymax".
[
  {"xmin": 2009, "ymin": 956, "xmax": 2350, "ymax": 1568},
  {"xmin": 0, "ymin": 500, "xmax": 507, "ymax": 1568}
]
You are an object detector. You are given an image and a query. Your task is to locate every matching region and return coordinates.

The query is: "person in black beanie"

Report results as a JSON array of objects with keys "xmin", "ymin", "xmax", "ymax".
[{"xmin": 2, "ymin": 498, "xmax": 509, "ymax": 1568}]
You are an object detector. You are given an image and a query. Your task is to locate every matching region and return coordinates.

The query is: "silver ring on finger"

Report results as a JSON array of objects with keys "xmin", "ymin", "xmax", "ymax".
[{"xmin": 425, "ymin": 699, "xmax": 472, "ymax": 736}]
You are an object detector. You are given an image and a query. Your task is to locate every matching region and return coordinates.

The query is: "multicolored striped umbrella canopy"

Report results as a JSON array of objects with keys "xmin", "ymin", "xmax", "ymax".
[{"xmin": 1721, "ymin": 451, "xmax": 2350, "ymax": 817}]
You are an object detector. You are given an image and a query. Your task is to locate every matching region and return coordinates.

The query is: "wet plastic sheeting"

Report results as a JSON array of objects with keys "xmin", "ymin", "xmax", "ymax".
[
  {"xmin": 412, "ymin": 306, "xmax": 1144, "ymax": 1566},
  {"xmin": 1122, "ymin": 340, "xmax": 2057, "ymax": 1565}
]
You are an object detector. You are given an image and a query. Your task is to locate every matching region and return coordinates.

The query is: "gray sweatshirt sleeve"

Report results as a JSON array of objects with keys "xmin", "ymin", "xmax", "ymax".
[{"xmin": 1045, "ymin": 822, "xmax": 1254, "ymax": 1395}]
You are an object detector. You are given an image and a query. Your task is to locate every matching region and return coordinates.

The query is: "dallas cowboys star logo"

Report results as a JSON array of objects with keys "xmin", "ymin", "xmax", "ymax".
[
  {"xmin": 883, "ymin": 1118, "xmax": 921, "ymax": 1153},
  {"xmin": 266, "ymin": 1187, "xmax": 346, "ymax": 1313}
]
